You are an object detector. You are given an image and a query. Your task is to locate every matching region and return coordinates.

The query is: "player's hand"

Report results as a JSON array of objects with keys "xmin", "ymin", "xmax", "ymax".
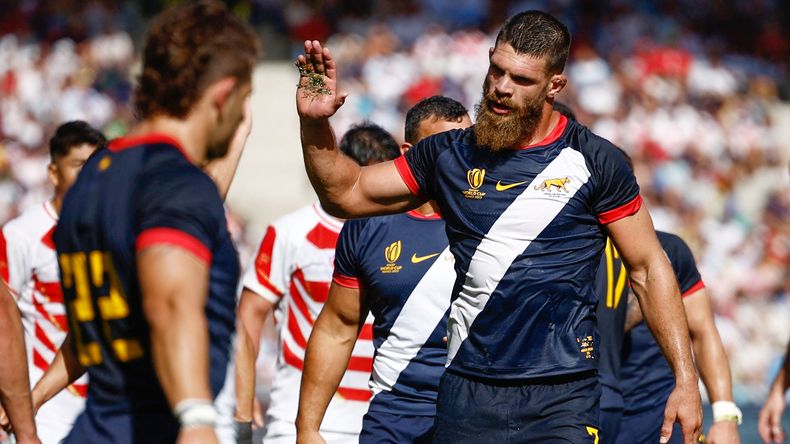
[
  {"xmin": 662, "ymin": 381, "xmax": 703, "ymax": 444},
  {"xmin": 296, "ymin": 430, "xmax": 327, "ymax": 444},
  {"xmin": 295, "ymin": 40, "xmax": 347, "ymax": 120},
  {"xmin": 758, "ymin": 386, "xmax": 787, "ymax": 443},
  {"xmin": 252, "ymin": 397, "xmax": 263, "ymax": 429},
  {"xmin": 177, "ymin": 425, "xmax": 219, "ymax": 444},
  {"xmin": 706, "ymin": 421, "xmax": 740, "ymax": 444},
  {"xmin": 0, "ymin": 403, "xmax": 10, "ymax": 433}
]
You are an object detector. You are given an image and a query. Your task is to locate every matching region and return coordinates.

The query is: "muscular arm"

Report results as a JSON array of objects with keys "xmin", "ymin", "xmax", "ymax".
[
  {"xmin": 295, "ymin": 283, "xmax": 367, "ymax": 439},
  {"xmin": 0, "ymin": 282, "xmax": 39, "ymax": 443},
  {"xmin": 759, "ymin": 339, "xmax": 790, "ymax": 443},
  {"xmin": 684, "ymin": 289, "xmax": 733, "ymax": 403},
  {"xmin": 31, "ymin": 333, "xmax": 86, "ymax": 411},
  {"xmin": 297, "ymin": 41, "xmax": 422, "ymax": 218},
  {"xmin": 624, "ymin": 292, "xmax": 642, "ymax": 332},
  {"xmin": 138, "ymin": 245, "xmax": 213, "ymax": 408},
  {"xmin": 607, "ymin": 206, "xmax": 701, "ymax": 443},
  {"xmin": 234, "ymin": 289, "xmax": 275, "ymax": 423}
]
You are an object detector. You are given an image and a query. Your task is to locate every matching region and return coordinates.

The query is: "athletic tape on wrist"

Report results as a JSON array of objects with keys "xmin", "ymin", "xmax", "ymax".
[
  {"xmin": 712, "ymin": 400, "xmax": 742, "ymax": 425},
  {"xmin": 174, "ymin": 398, "xmax": 219, "ymax": 427}
]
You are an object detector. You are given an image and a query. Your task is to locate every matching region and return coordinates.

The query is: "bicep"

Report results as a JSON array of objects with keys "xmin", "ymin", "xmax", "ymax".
[
  {"xmin": 682, "ymin": 289, "xmax": 715, "ymax": 340},
  {"xmin": 605, "ymin": 205, "xmax": 665, "ymax": 271},
  {"xmin": 318, "ymin": 283, "xmax": 367, "ymax": 331},
  {"xmin": 337, "ymin": 161, "xmax": 425, "ymax": 218},
  {"xmin": 137, "ymin": 245, "xmax": 209, "ymax": 321}
]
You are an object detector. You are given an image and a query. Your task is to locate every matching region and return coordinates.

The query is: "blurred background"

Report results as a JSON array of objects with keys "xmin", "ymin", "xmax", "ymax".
[{"xmin": 0, "ymin": 0, "xmax": 788, "ymax": 440}]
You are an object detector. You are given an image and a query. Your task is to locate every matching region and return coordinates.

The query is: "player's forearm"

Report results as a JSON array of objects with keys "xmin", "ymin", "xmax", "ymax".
[
  {"xmin": 300, "ymin": 117, "xmax": 362, "ymax": 217},
  {"xmin": 631, "ymin": 259, "xmax": 697, "ymax": 385},
  {"xmin": 0, "ymin": 287, "xmax": 37, "ymax": 440},
  {"xmin": 295, "ymin": 316, "xmax": 358, "ymax": 433},
  {"xmin": 31, "ymin": 333, "xmax": 86, "ymax": 410},
  {"xmin": 624, "ymin": 292, "xmax": 643, "ymax": 332},
  {"xmin": 769, "ymin": 341, "xmax": 790, "ymax": 396},
  {"xmin": 693, "ymin": 331, "xmax": 733, "ymax": 402},
  {"xmin": 234, "ymin": 321, "xmax": 257, "ymax": 422},
  {"xmin": 149, "ymin": 304, "xmax": 212, "ymax": 407}
]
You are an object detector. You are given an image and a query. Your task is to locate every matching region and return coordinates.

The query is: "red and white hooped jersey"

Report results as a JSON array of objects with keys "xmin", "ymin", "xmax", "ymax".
[
  {"xmin": 242, "ymin": 203, "xmax": 373, "ymax": 439},
  {"xmin": 0, "ymin": 201, "xmax": 87, "ymax": 443}
]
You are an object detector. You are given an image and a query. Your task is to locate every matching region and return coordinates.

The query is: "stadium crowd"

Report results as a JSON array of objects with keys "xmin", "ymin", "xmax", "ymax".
[{"xmin": 0, "ymin": 0, "xmax": 788, "ymax": 410}]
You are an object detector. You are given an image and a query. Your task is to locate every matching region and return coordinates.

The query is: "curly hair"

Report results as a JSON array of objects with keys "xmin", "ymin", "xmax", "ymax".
[
  {"xmin": 134, "ymin": 0, "xmax": 259, "ymax": 120},
  {"xmin": 495, "ymin": 11, "xmax": 571, "ymax": 74}
]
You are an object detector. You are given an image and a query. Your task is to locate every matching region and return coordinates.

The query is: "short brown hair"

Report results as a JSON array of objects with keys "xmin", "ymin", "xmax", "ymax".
[
  {"xmin": 495, "ymin": 11, "xmax": 571, "ymax": 74},
  {"xmin": 134, "ymin": 0, "xmax": 259, "ymax": 119}
]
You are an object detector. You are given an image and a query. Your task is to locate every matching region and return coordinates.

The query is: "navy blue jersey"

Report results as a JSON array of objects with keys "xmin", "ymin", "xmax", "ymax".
[
  {"xmin": 394, "ymin": 115, "xmax": 641, "ymax": 380},
  {"xmin": 620, "ymin": 231, "xmax": 704, "ymax": 414},
  {"xmin": 595, "ymin": 238, "xmax": 629, "ymax": 410},
  {"xmin": 333, "ymin": 211, "xmax": 454, "ymax": 417},
  {"xmin": 55, "ymin": 134, "xmax": 240, "ymax": 443}
]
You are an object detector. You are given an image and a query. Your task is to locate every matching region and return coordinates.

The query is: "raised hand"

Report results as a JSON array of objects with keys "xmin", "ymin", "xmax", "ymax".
[{"xmin": 295, "ymin": 40, "xmax": 347, "ymax": 120}]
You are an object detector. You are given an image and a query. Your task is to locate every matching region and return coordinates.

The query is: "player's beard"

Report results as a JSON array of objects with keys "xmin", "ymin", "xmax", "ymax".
[{"xmin": 473, "ymin": 87, "xmax": 545, "ymax": 151}]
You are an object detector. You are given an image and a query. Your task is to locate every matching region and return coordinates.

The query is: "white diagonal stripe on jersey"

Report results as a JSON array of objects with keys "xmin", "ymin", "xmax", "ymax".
[
  {"xmin": 369, "ymin": 247, "xmax": 455, "ymax": 395},
  {"xmin": 446, "ymin": 148, "xmax": 592, "ymax": 365}
]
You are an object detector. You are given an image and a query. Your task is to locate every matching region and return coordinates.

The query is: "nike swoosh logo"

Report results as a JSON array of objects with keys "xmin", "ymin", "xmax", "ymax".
[
  {"xmin": 495, "ymin": 180, "xmax": 527, "ymax": 191},
  {"xmin": 411, "ymin": 253, "xmax": 440, "ymax": 264}
]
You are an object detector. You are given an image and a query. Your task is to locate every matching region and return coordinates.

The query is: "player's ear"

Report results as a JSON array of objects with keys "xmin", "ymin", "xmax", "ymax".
[
  {"xmin": 400, "ymin": 142, "xmax": 412, "ymax": 156},
  {"xmin": 208, "ymin": 77, "xmax": 238, "ymax": 118},
  {"xmin": 47, "ymin": 162, "xmax": 60, "ymax": 188},
  {"xmin": 547, "ymin": 73, "xmax": 567, "ymax": 99}
]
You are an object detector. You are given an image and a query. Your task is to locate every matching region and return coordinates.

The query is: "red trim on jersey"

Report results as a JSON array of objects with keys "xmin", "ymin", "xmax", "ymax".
[
  {"xmin": 394, "ymin": 155, "xmax": 422, "ymax": 197},
  {"xmin": 41, "ymin": 226, "xmax": 56, "ymax": 250},
  {"xmin": 33, "ymin": 274, "xmax": 63, "ymax": 304},
  {"xmin": 33, "ymin": 348, "xmax": 49, "ymax": 372},
  {"xmin": 70, "ymin": 383, "xmax": 88, "ymax": 398},
  {"xmin": 287, "ymin": 304, "xmax": 309, "ymax": 348},
  {"xmin": 136, "ymin": 228, "xmax": 211, "ymax": 264},
  {"xmin": 358, "ymin": 323, "xmax": 373, "ymax": 341},
  {"xmin": 336, "ymin": 387, "xmax": 372, "ymax": 402},
  {"xmin": 406, "ymin": 209, "xmax": 442, "ymax": 220},
  {"xmin": 253, "ymin": 226, "xmax": 283, "ymax": 297},
  {"xmin": 282, "ymin": 340, "xmax": 304, "ymax": 370},
  {"xmin": 108, "ymin": 133, "xmax": 191, "ymax": 162},
  {"xmin": 32, "ymin": 294, "xmax": 67, "ymax": 331},
  {"xmin": 519, "ymin": 114, "xmax": 568, "ymax": 150},
  {"xmin": 303, "ymin": 279, "xmax": 330, "ymax": 303},
  {"xmin": 305, "ymin": 223, "xmax": 340, "ymax": 250},
  {"xmin": 598, "ymin": 194, "xmax": 643, "ymax": 225},
  {"xmin": 289, "ymin": 269, "xmax": 315, "ymax": 325},
  {"xmin": 0, "ymin": 230, "xmax": 9, "ymax": 283},
  {"xmin": 333, "ymin": 272, "xmax": 359, "ymax": 289},
  {"xmin": 682, "ymin": 279, "xmax": 706, "ymax": 298},
  {"xmin": 347, "ymin": 355, "xmax": 373, "ymax": 372},
  {"xmin": 35, "ymin": 322, "xmax": 58, "ymax": 353}
]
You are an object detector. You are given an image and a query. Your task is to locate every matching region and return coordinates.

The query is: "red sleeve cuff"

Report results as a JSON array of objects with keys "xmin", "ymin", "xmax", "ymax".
[
  {"xmin": 598, "ymin": 194, "xmax": 643, "ymax": 224},
  {"xmin": 136, "ymin": 228, "xmax": 212, "ymax": 264},
  {"xmin": 681, "ymin": 279, "xmax": 705, "ymax": 298},
  {"xmin": 394, "ymin": 155, "xmax": 422, "ymax": 197},
  {"xmin": 332, "ymin": 271, "xmax": 359, "ymax": 289}
]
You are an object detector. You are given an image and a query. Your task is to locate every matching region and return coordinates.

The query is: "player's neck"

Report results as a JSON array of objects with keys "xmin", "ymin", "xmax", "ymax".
[
  {"xmin": 517, "ymin": 108, "xmax": 560, "ymax": 148},
  {"xmin": 50, "ymin": 196, "xmax": 62, "ymax": 216},
  {"xmin": 129, "ymin": 116, "xmax": 209, "ymax": 166},
  {"xmin": 414, "ymin": 201, "xmax": 440, "ymax": 217}
]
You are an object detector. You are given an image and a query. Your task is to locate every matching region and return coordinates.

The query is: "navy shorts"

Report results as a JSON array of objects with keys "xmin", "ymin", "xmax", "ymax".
[
  {"xmin": 360, "ymin": 411, "xmax": 435, "ymax": 444},
  {"xmin": 433, "ymin": 371, "xmax": 601, "ymax": 443},
  {"xmin": 600, "ymin": 407, "xmax": 623, "ymax": 444},
  {"xmin": 616, "ymin": 407, "xmax": 682, "ymax": 444}
]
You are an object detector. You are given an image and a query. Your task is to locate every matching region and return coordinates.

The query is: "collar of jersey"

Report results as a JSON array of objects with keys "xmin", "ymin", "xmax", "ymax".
[
  {"xmin": 518, "ymin": 114, "xmax": 568, "ymax": 150},
  {"xmin": 108, "ymin": 133, "xmax": 191, "ymax": 162}
]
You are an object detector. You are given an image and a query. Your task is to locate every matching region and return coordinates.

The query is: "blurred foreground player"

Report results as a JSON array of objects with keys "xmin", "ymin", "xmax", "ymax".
[
  {"xmin": 296, "ymin": 10, "xmax": 702, "ymax": 443},
  {"xmin": 234, "ymin": 124, "xmax": 400, "ymax": 443},
  {"xmin": 51, "ymin": 2, "xmax": 258, "ymax": 443},
  {"xmin": 296, "ymin": 96, "xmax": 471, "ymax": 444},
  {"xmin": 759, "ymin": 339, "xmax": 790, "ymax": 443},
  {"xmin": 0, "ymin": 121, "xmax": 104, "ymax": 444},
  {"xmin": 0, "ymin": 280, "xmax": 40, "ymax": 444}
]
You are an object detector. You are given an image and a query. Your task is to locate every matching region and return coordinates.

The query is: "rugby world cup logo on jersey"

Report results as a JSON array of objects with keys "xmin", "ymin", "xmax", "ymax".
[
  {"xmin": 380, "ymin": 240, "xmax": 403, "ymax": 273},
  {"xmin": 463, "ymin": 168, "xmax": 486, "ymax": 199}
]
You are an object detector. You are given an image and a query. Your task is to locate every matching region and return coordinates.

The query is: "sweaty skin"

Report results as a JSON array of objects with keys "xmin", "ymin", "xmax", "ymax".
[{"xmin": 295, "ymin": 39, "xmax": 702, "ymax": 444}]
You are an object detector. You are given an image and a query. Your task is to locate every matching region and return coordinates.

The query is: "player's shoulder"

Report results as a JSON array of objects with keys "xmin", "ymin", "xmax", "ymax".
[
  {"xmin": 564, "ymin": 119, "xmax": 621, "ymax": 157},
  {"xmin": 656, "ymin": 231, "xmax": 693, "ymax": 258},
  {"xmin": 3, "ymin": 203, "xmax": 55, "ymax": 240}
]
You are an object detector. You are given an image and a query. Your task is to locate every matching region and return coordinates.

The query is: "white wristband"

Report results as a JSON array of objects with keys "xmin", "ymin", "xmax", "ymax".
[
  {"xmin": 712, "ymin": 401, "xmax": 742, "ymax": 425},
  {"xmin": 174, "ymin": 399, "xmax": 219, "ymax": 428}
]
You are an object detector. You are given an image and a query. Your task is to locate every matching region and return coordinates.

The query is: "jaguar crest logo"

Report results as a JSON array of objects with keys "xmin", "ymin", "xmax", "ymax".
[
  {"xmin": 535, "ymin": 177, "xmax": 571, "ymax": 193},
  {"xmin": 463, "ymin": 168, "xmax": 486, "ymax": 199},
  {"xmin": 380, "ymin": 241, "xmax": 403, "ymax": 273}
]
